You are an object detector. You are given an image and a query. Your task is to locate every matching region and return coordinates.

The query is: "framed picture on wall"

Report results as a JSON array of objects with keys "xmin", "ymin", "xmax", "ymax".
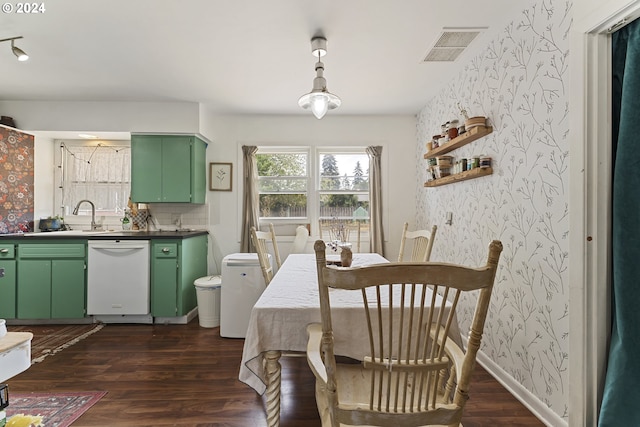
[{"xmin": 209, "ymin": 162, "xmax": 233, "ymax": 191}]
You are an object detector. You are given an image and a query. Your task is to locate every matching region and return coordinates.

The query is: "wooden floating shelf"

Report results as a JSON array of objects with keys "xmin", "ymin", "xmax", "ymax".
[
  {"xmin": 424, "ymin": 167, "xmax": 493, "ymax": 187},
  {"xmin": 424, "ymin": 125, "xmax": 493, "ymax": 159}
]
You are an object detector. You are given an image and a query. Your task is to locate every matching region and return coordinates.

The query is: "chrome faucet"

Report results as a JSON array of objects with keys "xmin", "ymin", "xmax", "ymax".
[{"xmin": 72, "ymin": 199, "xmax": 98, "ymax": 230}]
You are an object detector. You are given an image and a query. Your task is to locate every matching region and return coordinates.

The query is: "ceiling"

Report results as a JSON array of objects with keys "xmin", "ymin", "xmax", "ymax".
[{"xmin": 0, "ymin": 0, "xmax": 529, "ymax": 118}]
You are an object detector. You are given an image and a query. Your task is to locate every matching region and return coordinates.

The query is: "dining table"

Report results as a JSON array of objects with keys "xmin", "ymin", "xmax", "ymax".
[{"xmin": 239, "ymin": 252, "xmax": 462, "ymax": 427}]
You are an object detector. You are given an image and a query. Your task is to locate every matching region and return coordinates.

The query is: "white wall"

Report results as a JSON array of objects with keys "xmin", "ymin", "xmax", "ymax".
[
  {"xmin": 574, "ymin": 0, "xmax": 639, "ymax": 22},
  {"xmin": 33, "ymin": 135, "xmax": 55, "ymax": 222},
  {"xmin": 0, "ymin": 101, "xmax": 201, "ymax": 134},
  {"xmin": 202, "ymin": 114, "xmax": 417, "ymax": 274}
]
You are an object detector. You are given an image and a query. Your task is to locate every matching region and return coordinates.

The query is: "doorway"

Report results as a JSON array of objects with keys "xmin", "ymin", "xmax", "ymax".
[{"xmin": 569, "ymin": 1, "xmax": 640, "ymax": 426}]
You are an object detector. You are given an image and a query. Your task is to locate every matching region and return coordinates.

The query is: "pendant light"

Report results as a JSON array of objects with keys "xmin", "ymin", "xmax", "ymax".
[{"xmin": 298, "ymin": 37, "xmax": 341, "ymax": 119}]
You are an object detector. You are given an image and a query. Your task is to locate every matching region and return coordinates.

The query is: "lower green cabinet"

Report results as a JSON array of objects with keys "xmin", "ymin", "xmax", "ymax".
[
  {"xmin": 151, "ymin": 242, "xmax": 179, "ymax": 316},
  {"xmin": 0, "ymin": 259, "xmax": 16, "ymax": 319},
  {"xmin": 0, "ymin": 242, "xmax": 16, "ymax": 319},
  {"xmin": 17, "ymin": 260, "xmax": 51, "ymax": 319},
  {"xmin": 51, "ymin": 259, "xmax": 86, "ymax": 318},
  {"xmin": 17, "ymin": 242, "xmax": 86, "ymax": 319},
  {"xmin": 151, "ymin": 235, "xmax": 207, "ymax": 317},
  {"xmin": 4, "ymin": 235, "xmax": 206, "ymax": 321}
]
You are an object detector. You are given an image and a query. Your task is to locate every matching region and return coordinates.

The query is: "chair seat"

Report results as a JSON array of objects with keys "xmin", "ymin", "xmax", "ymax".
[{"xmin": 309, "ymin": 323, "xmax": 465, "ymax": 427}]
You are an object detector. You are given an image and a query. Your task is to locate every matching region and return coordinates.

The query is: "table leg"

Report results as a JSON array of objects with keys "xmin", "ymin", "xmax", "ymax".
[{"xmin": 264, "ymin": 350, "xmax": 282, "ymax": 427}]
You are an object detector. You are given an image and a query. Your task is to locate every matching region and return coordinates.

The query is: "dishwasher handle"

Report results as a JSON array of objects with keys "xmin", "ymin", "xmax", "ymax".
[{"xmin": 89, "ymin": 243, "xmax": 148, "ymax": 250}]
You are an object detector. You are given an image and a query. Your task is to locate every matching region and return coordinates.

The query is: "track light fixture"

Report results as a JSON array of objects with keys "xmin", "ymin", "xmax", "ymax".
[
  {"xmin": 0, "ymin": 36, "xmax": 29, "ymax": 61},
  {"xmin": 298, "ymin": 36, "xmax": 341, "ymax": 119}
]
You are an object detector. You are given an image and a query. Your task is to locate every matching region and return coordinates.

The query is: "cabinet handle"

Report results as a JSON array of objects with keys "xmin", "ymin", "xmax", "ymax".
[
  {"xmin": 162, "ymin": 248, "xmax": 170, "ymax": 253},
  {"xmin": 0, "ymin": 249, "xmax": 8, "ymax": 253}
]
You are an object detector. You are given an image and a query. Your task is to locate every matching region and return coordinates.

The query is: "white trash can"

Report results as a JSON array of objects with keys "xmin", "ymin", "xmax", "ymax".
[{"xmin": 194, "ymin": 275, "xmax": 222, "ymax": 328}]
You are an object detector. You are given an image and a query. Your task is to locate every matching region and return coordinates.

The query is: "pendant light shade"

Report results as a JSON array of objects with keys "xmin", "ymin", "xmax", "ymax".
[
  {"xmin": 12, "ymin": 41, "xmax": 28, "ymax": 61},
  {"xmin": 0, "ymin": 36, "xmax": 29, "ymax": 61},
  {"xmin": 299, "ymin": 37, "xmax": 341, "ymax": 119}
]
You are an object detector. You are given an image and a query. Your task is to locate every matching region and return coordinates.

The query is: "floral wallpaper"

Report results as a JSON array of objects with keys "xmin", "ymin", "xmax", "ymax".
[
  {"xmin": 415, "ymin": 0, "xmax": 571, "ymax": 422},
  {"xmin": 0, "ymin": 126, "xmax": 34, "ymax": 233}
]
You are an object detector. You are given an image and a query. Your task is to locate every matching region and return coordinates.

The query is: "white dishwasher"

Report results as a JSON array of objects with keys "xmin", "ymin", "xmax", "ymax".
[{"xmin": 87, "ymin": 240, "xmax": 151, "ymax": 323}]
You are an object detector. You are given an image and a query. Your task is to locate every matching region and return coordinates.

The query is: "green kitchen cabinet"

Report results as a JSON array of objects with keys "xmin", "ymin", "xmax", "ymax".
[
  {"xmin": 151, "ymin": 235, "xmax": 207, "ymax": 317},
  {"xmin": 17, "ymin": 242, "xmax": 86, "ymax": 319},
  {"xmin": 0, "ymin": 243, "xmax": 17, "ymax": 319},
  {"xmin": 151, "ymin": 242, "xmax": 178, "ymax": 316},
  {"xmin": 130, "ymin": 134, "xmax": 207, "ymax": 204},
  {"xmin": 51, "ymin": 259, "xmax": 86, "ymax": 318}
]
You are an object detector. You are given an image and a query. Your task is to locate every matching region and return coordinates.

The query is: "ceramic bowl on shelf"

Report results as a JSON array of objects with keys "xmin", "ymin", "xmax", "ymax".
[{"xmin": 465, "ymin": 116, "xmax": 486, "ymax": 129}]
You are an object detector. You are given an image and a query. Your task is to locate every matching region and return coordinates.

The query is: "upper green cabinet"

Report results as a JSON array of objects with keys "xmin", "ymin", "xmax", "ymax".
[{"xmin": 130, "ymin": 134, "xmax": 207, "ymax": 203}]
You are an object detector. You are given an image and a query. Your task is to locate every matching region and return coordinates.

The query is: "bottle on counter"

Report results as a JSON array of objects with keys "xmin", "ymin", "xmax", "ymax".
[{"xmin": 121, "ymin": 215, "xmax": 131, "ymax": 230}]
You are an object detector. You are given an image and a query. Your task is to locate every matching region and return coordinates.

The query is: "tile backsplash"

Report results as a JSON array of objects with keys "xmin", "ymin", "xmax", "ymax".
[{"xmin": 146, "ymin": 203, "xmax": 209, "ymax": 230}]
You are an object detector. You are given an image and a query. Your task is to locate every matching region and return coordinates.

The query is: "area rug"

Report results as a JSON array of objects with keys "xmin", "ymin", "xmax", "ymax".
[
  {"xmin": 8, "ymin": 324, "xmax": 105, "ymax": 363},
  {"xmin": 5, "ymin": 391, "xmax": 107, "ymax": 427}
]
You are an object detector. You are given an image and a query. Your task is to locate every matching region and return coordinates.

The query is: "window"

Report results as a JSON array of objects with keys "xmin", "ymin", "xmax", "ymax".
[
  {"xmin": 256, "ymin": 148, "xmax": 309, "ymax": 219},
  {"xmin": 318, "ymin": 151, "xmax": 369, "ymax": 221},
  {"xmin": 256, "ymin": 147, "xmax": 369, "ymax": 225},
  {"xmin": 59, "ymin": 141, "xmax": 131, "ymax": 216}
]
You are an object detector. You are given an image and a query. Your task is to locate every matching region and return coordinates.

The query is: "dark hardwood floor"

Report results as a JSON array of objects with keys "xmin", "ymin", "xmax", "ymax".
[{"xmin": 7, "ymin": 321, "xmax": 544, "ymax": 426}]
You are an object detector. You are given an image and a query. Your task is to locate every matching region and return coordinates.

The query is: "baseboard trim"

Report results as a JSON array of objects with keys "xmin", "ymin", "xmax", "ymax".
[
  {"xmin": 154, "ymin": 307, "xmax": 199, "ymax": 325},
  {"xmin": 474, "ymin": 348, "xmax": 567, "ymax": 427}
]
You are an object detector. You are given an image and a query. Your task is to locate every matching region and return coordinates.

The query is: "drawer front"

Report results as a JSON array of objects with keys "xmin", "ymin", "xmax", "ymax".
[
  {"xmin": 0, "ymin": 244, "xmax": 16, "ymax": 259},
  {"xmin": 18, "ymin": 243, "xmax": 86, "ymax": 259},
  {"xmin": 153, "ymin": 243, "xmax": 178, "ymax": 258}
]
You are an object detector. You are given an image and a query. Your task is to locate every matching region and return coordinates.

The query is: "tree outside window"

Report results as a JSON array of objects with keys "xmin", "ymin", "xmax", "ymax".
[
  {"xmin": 256, "ymin": 152, "xmax": 308, "ymax": 219},
  {"xmin": 319, "ymin": 153, "xmax": 369, "ymax": 221}
]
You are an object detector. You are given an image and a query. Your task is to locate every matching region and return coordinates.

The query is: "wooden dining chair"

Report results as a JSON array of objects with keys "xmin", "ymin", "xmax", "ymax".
[
  {"xmin": 308, "ymin": 239, "xmax": 503, "ymax": 427},
  {"xmin": 250, "ymin": 224, "xmax": 282, "ymax": 286},
  {"xmin": 398, "ymin": 223, "xmax": 438, "ymax": 262}
]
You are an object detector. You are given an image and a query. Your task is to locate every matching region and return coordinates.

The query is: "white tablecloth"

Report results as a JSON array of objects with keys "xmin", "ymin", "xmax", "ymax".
[{"xmin": 239, "ymin": 253, "xmax": 461, "ymax": 395}]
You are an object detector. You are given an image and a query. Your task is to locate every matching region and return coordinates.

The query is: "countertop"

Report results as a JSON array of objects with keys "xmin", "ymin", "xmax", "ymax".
[{"xmin": 0, "ymin": 229, "xmax": 208, "ymax": 240}]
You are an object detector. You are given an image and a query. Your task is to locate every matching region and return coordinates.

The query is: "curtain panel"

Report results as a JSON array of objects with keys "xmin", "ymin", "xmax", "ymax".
[
  {"xmin": 599, "ymin": 18, "xmax": 640, "ymax": 426},
  {"xmin": 62, "ymin": 144, "xmax": 130, "ymax": 215},
  {"xmin": 366, "ymin": 146, "xmax": 384, "ymax": 256},
  {"xmin": 241, "ymin": 145, "xmax": 259, "ymax": 253}
]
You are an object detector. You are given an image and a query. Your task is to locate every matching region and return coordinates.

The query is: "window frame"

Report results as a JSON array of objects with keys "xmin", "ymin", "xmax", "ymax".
[
  {"xmin": 255, "ymin": 145, "xmax": 370, "ymax": 234},
  {"xmin": 316, "ymin": 147, "xmax": 370, "ymax": 222},
  {"xmin": 256, "ymin": 146, "xmax": 311, "ymax": 222},
  {"xmin": 54, "ymin": 139, "xmax": 131, "ymax": 218}
]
